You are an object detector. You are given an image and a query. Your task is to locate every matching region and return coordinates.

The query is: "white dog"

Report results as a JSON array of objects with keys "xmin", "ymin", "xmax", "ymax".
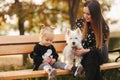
[{"xmin": 62, "ymin": 28, "xmax": 83, "ymax": 66}]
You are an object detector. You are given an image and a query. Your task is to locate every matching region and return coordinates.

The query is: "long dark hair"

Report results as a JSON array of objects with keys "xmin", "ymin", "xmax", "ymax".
[{"xmin": 83, "ymin": 0, "xmax": 109, "ymax": 48}]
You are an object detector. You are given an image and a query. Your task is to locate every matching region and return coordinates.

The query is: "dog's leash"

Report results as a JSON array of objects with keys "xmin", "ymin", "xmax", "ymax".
[{"xmin": 72, "ymin": 46, "xmax": 77, "ymax": 67}]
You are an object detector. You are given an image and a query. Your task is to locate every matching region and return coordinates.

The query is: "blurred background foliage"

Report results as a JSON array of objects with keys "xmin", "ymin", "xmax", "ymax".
[{"xmin": 0, "ymin": 0, "xmax": 112, "ymax": 35}]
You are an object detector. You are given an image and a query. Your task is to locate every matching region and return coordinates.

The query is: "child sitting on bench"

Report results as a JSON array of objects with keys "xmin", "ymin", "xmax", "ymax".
[{"xmin": 30, "ymin": 24, "xmax": 83, "ymax": 80}]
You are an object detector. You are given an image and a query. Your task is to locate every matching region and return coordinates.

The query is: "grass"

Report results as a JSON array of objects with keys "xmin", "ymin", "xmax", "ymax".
[{"xmin": 102, "ymin": 69, "xmax": 120, "ymax": 80}]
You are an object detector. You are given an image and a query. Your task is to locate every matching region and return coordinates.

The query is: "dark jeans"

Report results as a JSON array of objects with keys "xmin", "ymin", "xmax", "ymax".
[
  {"xmin": 83, "ymin": 62, "xmax": 103, "ymax": 80},
  {"xmin": 81, "ymin": 46, "xmax": 105, "ymax": 80}
]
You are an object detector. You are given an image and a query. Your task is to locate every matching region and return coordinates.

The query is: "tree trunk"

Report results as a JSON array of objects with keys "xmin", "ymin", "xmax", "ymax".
[
  {"xmin": 68, "ymin": 0, "xmax": 80, "ymax": 30},
  {"xmin": 18, "ymin": 19, "xmax": 28, "ymax": 65},
  {"xmin": 16, "ymin": 0, "xmax": 28, "ymax": 65}
]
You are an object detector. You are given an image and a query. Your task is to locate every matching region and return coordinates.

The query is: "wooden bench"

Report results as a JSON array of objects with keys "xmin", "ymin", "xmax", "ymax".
[{"xmin": 0, "ymin": 34, "xmax": 120, "ymax": 80}]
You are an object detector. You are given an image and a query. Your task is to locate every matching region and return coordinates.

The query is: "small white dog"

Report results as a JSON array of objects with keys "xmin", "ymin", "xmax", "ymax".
[{"xmin": 62, "ymin": 28, "xmax": 83, "ymax": 66}]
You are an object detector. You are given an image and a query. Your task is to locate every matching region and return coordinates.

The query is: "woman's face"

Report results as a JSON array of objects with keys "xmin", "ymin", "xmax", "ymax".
[{"xmin": 83, "ymin": 7, "xmax": 92, "ymax": 22}]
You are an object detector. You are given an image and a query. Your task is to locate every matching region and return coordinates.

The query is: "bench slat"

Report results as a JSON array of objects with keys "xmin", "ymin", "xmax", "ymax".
[
  {"xmin": 0, "ymin": 69, "xmax": 71, "ymax": 80},
  {"xmin": 0, "ymin": 35, "xmax": 38, "ymax": 45},
  {"xmin": 100, "ymin": 62, "xmax": 120, "ymax": 70},
  {"xmin": 0, "ymin": 43, "xmax": 66, "ymax": 56},
  {"xmin": 0, "ymin": 44, "xmax": 34, "ymax": 55},
  {"xmin": 0, "ymin": 34, "xmax": 65, "ymax": 45}
]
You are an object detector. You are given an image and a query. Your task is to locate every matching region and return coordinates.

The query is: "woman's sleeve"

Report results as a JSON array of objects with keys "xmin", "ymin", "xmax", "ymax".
[{"xmin": 103, "ymin": 25, "xmax": 110, "ymax": 44}]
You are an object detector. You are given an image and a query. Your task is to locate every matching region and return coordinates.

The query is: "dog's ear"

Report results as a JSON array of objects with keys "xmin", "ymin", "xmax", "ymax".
[
  {"xmin": 76, "ymin": 28, "xmax": 82, "ymax": 35},
  {"xmin": 66, "ymin": 28, "xmax": 71, "ymax": 35}
]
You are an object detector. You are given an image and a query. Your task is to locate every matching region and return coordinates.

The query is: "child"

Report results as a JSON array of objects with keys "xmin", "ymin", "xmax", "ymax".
[{"xmin": 30, "ymin": 25, "xmax": 83, "ymax": 80}]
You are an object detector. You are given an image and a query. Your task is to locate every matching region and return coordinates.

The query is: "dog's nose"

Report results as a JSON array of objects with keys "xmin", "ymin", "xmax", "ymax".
[{"xmin": 72, "ymin": 42, "xmax": 75, "ymax": 45}]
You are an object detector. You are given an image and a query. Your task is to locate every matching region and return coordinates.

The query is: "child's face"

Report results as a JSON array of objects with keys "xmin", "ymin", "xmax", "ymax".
[{"xmin": 41, "ymin": 36, "xmax": 53, "ymax": 46}]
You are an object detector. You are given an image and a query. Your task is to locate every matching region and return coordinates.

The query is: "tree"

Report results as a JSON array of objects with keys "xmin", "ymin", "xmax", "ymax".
[{"xmin": 67, "ymin": 0, "xmax": 80, "ymax": 30}]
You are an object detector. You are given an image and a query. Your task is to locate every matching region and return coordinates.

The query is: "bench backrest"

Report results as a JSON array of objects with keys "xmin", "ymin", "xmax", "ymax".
[
  {"xmin": 0, "ymin": 32, "xmax": 118, "ymax": 56},
  {"xmin": 0, "ymin": 34, "xmax": 66, "ymax": 56}
]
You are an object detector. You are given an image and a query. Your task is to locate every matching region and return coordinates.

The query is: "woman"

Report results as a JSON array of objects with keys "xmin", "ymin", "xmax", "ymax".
[{"xmin": 75, "ymin": 0, "xmax": 110, "ymax": 80}]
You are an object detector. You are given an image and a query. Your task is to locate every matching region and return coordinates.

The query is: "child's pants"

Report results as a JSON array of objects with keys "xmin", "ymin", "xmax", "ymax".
[{"xmin": 38, "ymin": 61, "xmax": 66, "ymax": 70}]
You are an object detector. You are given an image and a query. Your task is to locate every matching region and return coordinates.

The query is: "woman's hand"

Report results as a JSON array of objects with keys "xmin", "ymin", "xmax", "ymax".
[{"xmin": 74, "ymin": 48, "xmax": 90, "ymax": 56}]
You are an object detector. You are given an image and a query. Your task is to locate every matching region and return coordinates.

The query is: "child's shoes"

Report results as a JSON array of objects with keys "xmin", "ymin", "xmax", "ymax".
[{"xmin": 48, "ymin": 68, "xmax": 56, "ymax": 80}]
